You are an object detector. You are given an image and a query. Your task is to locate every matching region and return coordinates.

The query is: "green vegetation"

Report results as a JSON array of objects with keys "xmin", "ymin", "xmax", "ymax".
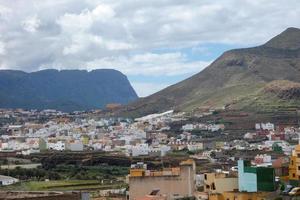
[
  {"xmin": 51, "ymin": 164, "xmax": 129, "ymax": 180},
  {"xmin": 0, "ymin": 164, "xmax": 129, "ymax": 181},
  {"xmin": 167, "ymin": 149, "xmax": 194, "ymax": 157},
  {"xmin": 0, "ymin": 167, "xmax": 59, "ymax": 181},
  {"xmin": 1, "ymin": 180, "xmax": 126, "ymax": 191},
  {"xmin": 0, "ymin": 162, "xmax": 129, "ymax": 191}
]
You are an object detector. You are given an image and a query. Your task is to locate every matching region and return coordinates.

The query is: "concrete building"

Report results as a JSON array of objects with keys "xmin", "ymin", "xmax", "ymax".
[
  {"xmin": 204, "ymin": 173, "xmax": 238, "ymax": 194},
  {"xmin": 47, "ymin": 141, "xmax": 65, "ymax": 151},
  {"xmin": 128, "ymin": 160, "xmax": 196, "ymax": 200},
  {"xmin": 289, "ymin": 144, "xmax": 300, "ymax": 184},
  {"xmin": 182, "ymin": 124, "xmax": 194, "ymax": 131},
  {"xmin": 0, "ymin": 175, "xmax": 19, "ymax": 185},
  {"xmin": 187, "ymin": 143, "xmax": 203, "ymax": 152},
  {"xmin": 261, "ymin": 123, "xmax": 274, "ymax": 131},
  {"xmin": 196, "ymin": 174, "xmax": 204, "ymax": 187},
  {"xmin": 238, "ymin": 160, "xmax": 275, "ymax": 192},
  {"xmin": 66, "ymin": 140, "xmax": 84, "ymax": 151},
  {"xmin": 272, "ymin": 157, "xmax": 289, "ymax": 177},
  {"xmin": 132, "ymin": 144, "xmax": 149, "ymax": 157}
]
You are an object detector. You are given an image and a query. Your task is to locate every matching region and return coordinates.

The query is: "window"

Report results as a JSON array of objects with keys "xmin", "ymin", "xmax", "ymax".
[
  {"xmin": 212, "ymin": 183, "xmax": 216, "ymax": 190},
  {"xmin": 292, "ymin": 160, "xmax": 294, "ymax": 165},
  {"xmin": 293, "ymin": 173, "xmax": 296, "ymax": 178},
  {"xmin": 298, "ymin": 166, "xmax": 300, "ymax": 170},
  {"xmin": 204, "ymin": 174, "xmax": 207, "ymax": 180},
  {"xmin": 206, "ymin": 185, "xmax": 210, "ymax": 189}
]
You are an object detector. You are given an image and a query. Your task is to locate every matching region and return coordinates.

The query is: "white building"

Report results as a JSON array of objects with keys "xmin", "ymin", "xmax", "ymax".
[
  {"xmin": 131, "ymin": 144, "xmax": 149, "ymax": 157},
  {"xmin": 0, "ymin": 175, "xmax": 19, "ymax": 186},
  {"xmin": 149, "ymin": 145, "xmax": 171, "ymax": 157},
  {"xmin": 209, "ymin": 124, "xmax": 221, "ymax": 132},
  {"xmin": 255, "ymin": 123, "xmax": 261, "ymax": 130},
  {"xmin": 182, "ymin": 124, "xmax": 194, "ymax": 131},
  {"xmin": 187, "ymin": 143, "xmax": 203, "ymax": 151},
  {"xmin": 196, "ymin": 174, "xmax": 204, "ymax": 187},
  {"xmin": 261, "ymin": 122, "xmax": 275, "ymax": 131},
  {"xmin": 47, "ymin": 141, "xmax": 65, "ymax": 151},
  {"xmin": 67, "ymin": 141, "xmax": 84, "ymax": 151},
  {"xmin": 244, "ymin": 132, "xmax": 256, "ymax": 139}
]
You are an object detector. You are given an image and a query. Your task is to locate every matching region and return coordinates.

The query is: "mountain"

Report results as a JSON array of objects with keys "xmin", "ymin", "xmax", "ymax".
[
  {"xmin": 120, "ymin": 27, "xmax": 300, "ymax": 117},
  {"xmin": 0, "ymin": 69, "xmax": 138, "ymax": 112}
]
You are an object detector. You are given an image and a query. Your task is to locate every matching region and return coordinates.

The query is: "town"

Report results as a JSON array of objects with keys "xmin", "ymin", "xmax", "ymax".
[
  {"xmin": 0, "ymin": 108, "xmax": 300, "ymax": 200},
  {"xmin": 1, "ymin": 0, "xmax": 300, "ymax": 199}
]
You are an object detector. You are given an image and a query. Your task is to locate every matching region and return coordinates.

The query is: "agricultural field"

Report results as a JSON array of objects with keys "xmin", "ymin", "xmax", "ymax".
[{"xmin": 0, "ymin": 180, "xmax": 126, "ymax": 191}]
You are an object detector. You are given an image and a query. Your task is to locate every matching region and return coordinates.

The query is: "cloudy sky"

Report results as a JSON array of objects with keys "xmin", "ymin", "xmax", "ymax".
[{"xmin": 0, "ymin": 0, "xmax": 300, "ymax": 97}]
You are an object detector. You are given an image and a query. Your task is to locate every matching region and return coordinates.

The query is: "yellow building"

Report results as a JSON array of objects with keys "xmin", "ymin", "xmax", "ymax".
[
  {"xmin": 209, "ymin": 191, "xmax": 269, "ymax": 200},
  {"xmin": 81, "ymin": 135, "xmax": 89, "ymax": 145},
  {"xmin": 204, "ymin": 173, "xmax": 238, "ymax": 194},
  {"xmin": 289, "ymin": 144, "xmax": 300, "ymax": 181}
]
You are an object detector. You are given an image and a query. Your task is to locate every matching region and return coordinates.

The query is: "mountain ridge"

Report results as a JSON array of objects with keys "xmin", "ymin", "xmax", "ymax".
[
  {"xmin": 118, "ymin": 27, "xmax": 300, "ymax": 117},
  {"xmin": 0, "ymin": 69, "xmax": 138, "ymax": 112}
]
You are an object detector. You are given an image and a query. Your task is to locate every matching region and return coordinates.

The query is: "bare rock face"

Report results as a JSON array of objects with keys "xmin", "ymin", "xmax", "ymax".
[{"xmin": 264, "ymin": 80, "xmax": 300, "ymax": 100}]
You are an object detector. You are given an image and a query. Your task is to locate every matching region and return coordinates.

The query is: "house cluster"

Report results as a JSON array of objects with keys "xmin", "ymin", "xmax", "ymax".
[
  {"xmin": 2, "ymin": 109, "xmax": 300, "ymax": 164},
  {"xmin": 0, "ymin": 110, "xmax": 187, "ymax": 157},
  {"xmin": 245, "ymin": 122, "xmax": 300, "ymax": 142},
  {"xmin": 182, "ymin": 123, "xmax": 225, "ymax": 132},
  {"xmin": 128, "ymin": 141, "xmax": 300, "ymax": 200},
  {"xmin": 0, "ymin": 109, "xmax": 231, "ymax": 158},
  {"xmin": 127, "ymin": 158, "xmax": 278, "ymax": 200}
]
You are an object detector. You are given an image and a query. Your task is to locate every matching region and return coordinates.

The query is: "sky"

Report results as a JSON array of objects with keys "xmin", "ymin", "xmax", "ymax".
[{"xmin": 1, "ymin": 0, "xmax": 300, "ymax": 97}]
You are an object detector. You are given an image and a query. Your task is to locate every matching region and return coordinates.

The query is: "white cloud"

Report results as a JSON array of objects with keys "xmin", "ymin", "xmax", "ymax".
[
  {"xmin": 21, "ymin": 15, "xmax": 41, "ymax": 33},
  {"xmin": 56, "ymin": 3, "xmax": 115, "ymax": 33},
  {"xmin": 57, "ymin": 10, "xmax": 93, "ymax": 33},
  {"xmin": 57, "ymin": 3, "xmax": 131, "ymax": 55},
  {"xmin": 1, "ymin": 0, "xmax": 300, "ymax": 96},
  {"xmin": 86, "ymin": 52, "xmax": 211, "ymax": 76},
  {"xmin": 0, "ymin": 4, "xmax": 12, "ymax": 21},
  {"xmin": 0, "ymin": 41, "xmax": 6, "ymax": 55},
  {"xmin": 131, "ymin": 82, "xmax": 169, "ymax": 97},
  {"xmin": 92, "ymin": 3, "xmax": 115, "ymax": 20},
  {"xmin": 2, "ymin": 0, "xmax": 300, "ymax": 71}
]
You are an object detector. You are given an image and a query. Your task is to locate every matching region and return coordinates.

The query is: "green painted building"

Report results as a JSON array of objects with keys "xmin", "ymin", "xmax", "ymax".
[{"xmin": 238, "ymin": 160, "xmax": 276, "ymax": 192}]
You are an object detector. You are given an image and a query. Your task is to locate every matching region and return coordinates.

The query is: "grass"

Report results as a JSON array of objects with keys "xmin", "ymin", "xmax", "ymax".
[
  {"xmin": 51, "ymin": 164, "xmax": 129, "ymax": 180},
  {"xmin": 182, "ymin": 83, "xmax": 264, "ymax": 112},
  {"xmin": 234, "ymin": 90, "xmax": 300, "ymax": 113},
  {"xmin": 0, "ymin": 180, "xmax": 126, "ymax": 191}
]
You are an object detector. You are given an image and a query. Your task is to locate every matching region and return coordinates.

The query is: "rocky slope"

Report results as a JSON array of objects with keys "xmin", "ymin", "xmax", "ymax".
[{"xmin": 263, "ymin": 80, "xmax": 300, "ymax": 100}]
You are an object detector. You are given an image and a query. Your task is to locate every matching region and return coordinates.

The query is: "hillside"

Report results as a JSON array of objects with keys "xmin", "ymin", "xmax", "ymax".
[
  {"xmin": 119, "ymin": 27, "xmax": 300, "ymax": 117},
  {"xmin": 0, "ymin": 69, "xmax": 137, "ymax": 112}
]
